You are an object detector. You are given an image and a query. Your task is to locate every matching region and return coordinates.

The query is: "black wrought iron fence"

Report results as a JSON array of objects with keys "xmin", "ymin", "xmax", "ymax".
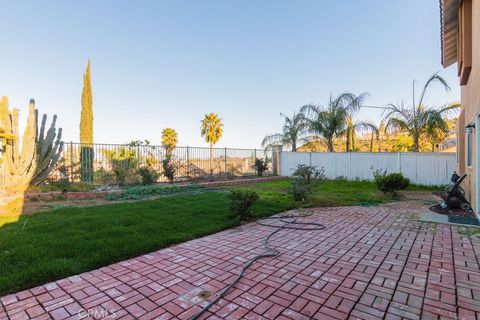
[{"xmin": 50, "ymin": 142, "xmax": 272, "ymax": 185}]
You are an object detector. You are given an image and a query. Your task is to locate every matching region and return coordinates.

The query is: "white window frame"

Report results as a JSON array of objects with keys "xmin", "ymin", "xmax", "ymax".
[{"xmin": 467, "ymin": 128, "xmax": 473, "ymax": 168}]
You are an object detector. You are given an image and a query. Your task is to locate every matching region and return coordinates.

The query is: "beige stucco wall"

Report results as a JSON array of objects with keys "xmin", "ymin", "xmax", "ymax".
[{"xmin": 459, "ymin": 0, "xmax": 480, "ymax": 212}]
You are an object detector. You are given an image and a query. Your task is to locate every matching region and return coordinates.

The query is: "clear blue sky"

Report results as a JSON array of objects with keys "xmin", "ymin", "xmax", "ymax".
[{"xmin": 0, "ymin": 0, "xmax": 459, "ymax": 148}]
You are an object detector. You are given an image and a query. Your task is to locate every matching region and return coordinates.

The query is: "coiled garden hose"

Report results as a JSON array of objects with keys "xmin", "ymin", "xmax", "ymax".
[{"xmin": 188, "ymin": 215, "xmax": 326, "ymax": 320}]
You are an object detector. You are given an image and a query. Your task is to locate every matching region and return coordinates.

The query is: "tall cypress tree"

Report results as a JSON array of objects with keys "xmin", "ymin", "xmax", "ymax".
[{"xmin": 80, "ymin": 60, "xmax": 94, "ymax": 183}]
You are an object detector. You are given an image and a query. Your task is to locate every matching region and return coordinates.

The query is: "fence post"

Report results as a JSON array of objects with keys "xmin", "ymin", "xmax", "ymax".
[
  {"xmin": 398, "ymin": 152, "xmax": 402, "ymax": 173},
  {"xmin": 271, "ymin": 145, "xmax": 283, "ymax": 176},
  {"xmin": 136, "ymin": 145, "xmax": 140, "ymax": 173},
  {"xmin": 225, "ymin": 147, "xmax": 227, "ymax": 178},
  {"xmin": 349, "ymin": 152, "xmax": 352, "ymax": 179},
  {"xmin": 309, "ymin": 152, "xmax": 312, "ymax": 167},
  {"xmin": 70, "ymin": 141, "xmax": 74, "ymax": 182},
  {"xmin": 254, "ymin": 149, "xmax": 257, "ymax": 176},
  {"xmin": 186, "ymin": 146, "xmax": 190, "ymax": 179}
]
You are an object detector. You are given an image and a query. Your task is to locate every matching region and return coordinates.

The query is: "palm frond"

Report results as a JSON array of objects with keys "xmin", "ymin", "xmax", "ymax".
[
  {"xmin": 418, "ymin": 72, "xmax": 451, "ymax": 108},
  {"xmin": 299, "ymin": 104, "xmax": 321, "ymax": 116},
  {"xmin": 261, "ymin": 133, "xmax": 284, "ymax": 148},
  {"xmin": 437, "ymin": 102, "xmax": 461, "ymax": 114},
  {"xmin": 385, "ymin": 117, "xmax": 408, "ymax": 132}
]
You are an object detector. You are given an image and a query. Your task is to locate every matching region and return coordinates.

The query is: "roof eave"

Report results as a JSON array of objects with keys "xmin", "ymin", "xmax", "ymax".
[{"xmin": 440, "ymin": 0, "xmax": 461, "ymax": 67}]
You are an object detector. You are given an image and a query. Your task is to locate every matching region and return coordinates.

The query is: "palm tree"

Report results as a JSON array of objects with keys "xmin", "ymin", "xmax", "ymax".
[
  {"xmin": 384, "ymin": 73, "xmax": 459, "ymax": 152},
  {"xmin": 301, "ymin": 92, "xmax": 369, "ymax": 152},
  {"xmin": 346, "ymin": 115, "xmax": 355, "ymax": 151},
  {"xmin": 357, "ymin": 122, "xmax": 379, "ymax": 152},
  {"xmin": 343, "ymin": 93, "xmax": 370, "ymax": 151},
  {"xmin": 425, "ymin": 111, "xmax": 457, "ymax": 151},
  {"xmin": 161, "ymin": 128, "xmax": 178, "ymax": 159},
  {"xmin": 201, "ymin": 113, "xmax": 223, "ymax": 178},
  {"xmin": 262, "ymin": 112, "xmax": 307, "ymax": 151}
]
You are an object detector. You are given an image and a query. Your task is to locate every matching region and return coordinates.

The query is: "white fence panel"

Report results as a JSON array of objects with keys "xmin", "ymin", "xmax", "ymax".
[
  {"xmin": 280, "ymin": 152, "xmax": 311, "ymax": 176},
  {"xmin": 280, "ymin": 151, "xmax": 456, "ymax": 186}
]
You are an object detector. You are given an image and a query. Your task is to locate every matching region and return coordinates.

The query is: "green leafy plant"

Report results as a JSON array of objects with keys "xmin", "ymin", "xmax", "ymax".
[
  {"xmin": 162, "ymin": 158, "xmax": 176, "ymax": 183},
  {"xmin": 28, "ymin": 181, "xmax": 94, "ymax": 193},
  {"xmin": 290, "ymin": 177, "xmax": 311, "ymax": 201},
  {"xmin": 138, "ymin": 166, "xmax": 160, "ymax": 185},
  {"xmin": 104, "ymin": 147, "xmax": 139, "ymax": 186},
  {"xmin": 94, "ymin": 167, "xmax": 116, "ymax": 186},
  {"xmin": 226, "ymin": 162, "xmax": 243, "ymax": 178},
  {"xmin": 228, "ymin": 189, "xmax": 259, "ymax": 221},
  {"xmin": 252, "ymin": 158, "xmax": 269, "ymax": 176},
  {"xmin": 107, "ymin": 184, "xmax": 201, "ymax": 201},
  {"xmin": 373, "ymin": 169, "xmax": 410, "ymax": 195},
  {"xmin": 292, "ymin": 164, "xmax": 325, "ymax": 185}
]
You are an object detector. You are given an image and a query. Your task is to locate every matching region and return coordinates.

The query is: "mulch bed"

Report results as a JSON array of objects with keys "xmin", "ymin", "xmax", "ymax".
[
  {"xmin": 429, "ymin": 203, "xmax": 470, "ymax": 217},
  {"xmin": 429, "ymin": 192, "xmax": 479, "ymax": 226}
]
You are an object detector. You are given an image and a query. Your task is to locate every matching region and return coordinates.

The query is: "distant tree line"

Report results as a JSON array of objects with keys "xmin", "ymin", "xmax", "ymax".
[{"xmin": 262, "ymin": 73, "xmax": 459, "ymax": 153}]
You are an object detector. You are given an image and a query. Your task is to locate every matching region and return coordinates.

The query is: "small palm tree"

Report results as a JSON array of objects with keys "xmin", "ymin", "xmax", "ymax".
[
  {"xmin": 301, "ymin": 92, "xmax": 368, "ymax": 152},
  {"xmin": 201, "ymin": 113, "xmax": 223, "ymax": 178},
  {"xmin": 384, "ymin": 73, "xmax": 459, "ymax": 152},
  {"xmin": 161, "ymin": 128, "xmax": 178, "ymax": 158},
  {"xmin": 425, "ymin": 112, "xmax": 456, "ymax": 151},
  {"xmin": 343, "ymin": 93, "xmax": 370, "ymax": 151},
  {"xmin": 357, "ymin": 122, "xmax": 379, "ymax": 152},
  {"xmin": 262, "ymin": 112, "xmax": 307, "ymax": 151}
]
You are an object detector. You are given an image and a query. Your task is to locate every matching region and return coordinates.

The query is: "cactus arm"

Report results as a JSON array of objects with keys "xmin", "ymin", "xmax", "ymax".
[
  {"xmin": 12, "ymin": 109, "xmax": 20, "ymax": 168},
  {"xmin": 0, "ymin": 96, "xmax": 37, "ymax": 198},
  {"xmin": 19, "ymin": 103, "xmax": 37, "ymax": 176},
  {"xmin": 30, "ymin": 112, "xmax": 64, "ymax": 186},
  {"xmin": 38, "ymin": 113, "xmax": 47, "ymax": 143},
  {"xmin": 40, "ymin": 117, "xmax": 56, "ymax": 161},
  {"xmin": 30, "ymin": 141, "xmax": 63, "ymax": 186}
]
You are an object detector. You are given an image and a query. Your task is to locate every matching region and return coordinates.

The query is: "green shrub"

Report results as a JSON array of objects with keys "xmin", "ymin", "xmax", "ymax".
[
  {"xmin": 138, "ymin": 166, "xmax": 160, "ymax": 185},
  {"xmin": 289, "ymin": 177, "xmax": 311, "ymax": 201},
  {"xmin": 94, "ymin": 167, "xmax": 116, "ymax": 186},
  {"xmin": 373, "ymin": 169, "xmax": 410, "ymax": 195},
  {"xmin": 104, "ymin": 147, "xmax": 139, "ymax": 186},
  {"xmin": 162, "ymin": 158, "xmax": 176, "ymax": 183},
  {"xmin": 252, "ymin": 158, "xmax": 269, "ymax": 176},
  {"xmin": 28, "ymin": 181, "xmax": 94, "ymax": 192},
  {"xmin": 106, "ymin": 184, "xmax": 201, "ymax": 201},
  {"xmin": 228, "ymin": 189, "xmax": 259, "ymax": 221},
  {"xmin": 292, "ymin": 164, "xmax": 325, "ymax": 185}
]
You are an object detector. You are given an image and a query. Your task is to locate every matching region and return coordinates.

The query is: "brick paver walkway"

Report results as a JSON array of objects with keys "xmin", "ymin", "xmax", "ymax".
[{"xmin": 2, "ymin": 206, "xmax": 480, "ymax": 319}]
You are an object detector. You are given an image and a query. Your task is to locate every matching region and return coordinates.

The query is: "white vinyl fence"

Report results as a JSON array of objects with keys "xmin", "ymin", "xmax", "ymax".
[{"xmin": 280, "ymin": 152, "xmax": 456, "ymax": 186}]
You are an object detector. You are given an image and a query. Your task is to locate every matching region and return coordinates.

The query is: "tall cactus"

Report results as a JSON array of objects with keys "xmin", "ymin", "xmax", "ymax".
[
  {"xmin": 0, "ymin": 96, "xmax": 37, "ymax": 214},
  {"xmin": 30, "ymin": 113, "xmax": 64, "ymax": 186}
]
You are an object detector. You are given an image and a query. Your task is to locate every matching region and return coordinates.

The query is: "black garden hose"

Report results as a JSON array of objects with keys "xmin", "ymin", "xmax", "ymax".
[{"xmin": 188, "ymin": 215, "xmax": 326, "ymax": 320}]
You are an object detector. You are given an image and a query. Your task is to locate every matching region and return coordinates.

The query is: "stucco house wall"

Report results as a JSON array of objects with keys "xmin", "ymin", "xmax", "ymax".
[{"xmin": 457, "ymin": 0, "xmax": 479, "ymax": 211}]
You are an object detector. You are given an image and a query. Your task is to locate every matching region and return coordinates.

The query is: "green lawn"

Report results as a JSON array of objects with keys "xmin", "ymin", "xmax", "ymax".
[
  {"xmin": 244, "ymin": 179, "xmax": 396, "ymax": 208},
  {"xmin": 0, "ymin": 179, "xmax": 437, "ymax": 295}
]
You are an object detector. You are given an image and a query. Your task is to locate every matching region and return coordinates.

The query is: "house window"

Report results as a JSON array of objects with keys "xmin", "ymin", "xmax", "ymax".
[{"xmin": 466, "ymin": 129, "xmax": 473, "ymax": 167}]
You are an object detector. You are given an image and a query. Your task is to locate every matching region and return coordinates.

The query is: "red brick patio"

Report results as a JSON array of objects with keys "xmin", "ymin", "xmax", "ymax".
[{"xmin": 1, "ymin": 206, "xmax": 480, "ymax": 320}]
